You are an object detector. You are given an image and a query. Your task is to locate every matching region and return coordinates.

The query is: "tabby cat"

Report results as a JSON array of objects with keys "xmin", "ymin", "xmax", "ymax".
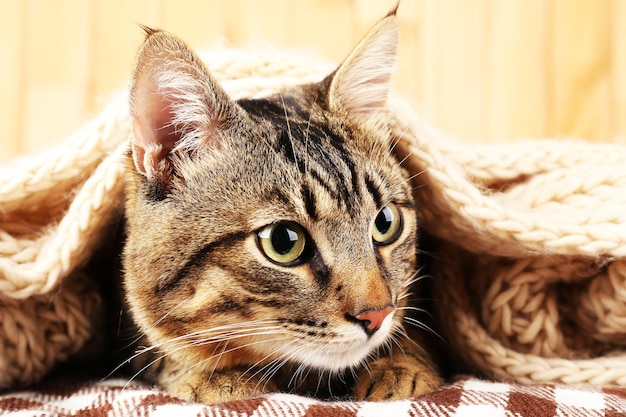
[{"xmin": 122, "ymin": 6, "xmax": 443, "ymax": 403}]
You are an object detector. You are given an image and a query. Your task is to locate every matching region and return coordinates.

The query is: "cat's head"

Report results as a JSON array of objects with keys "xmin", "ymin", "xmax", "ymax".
[{"xmin": 123, "ymin": 9, "xmax": 418, "ymax": 375}]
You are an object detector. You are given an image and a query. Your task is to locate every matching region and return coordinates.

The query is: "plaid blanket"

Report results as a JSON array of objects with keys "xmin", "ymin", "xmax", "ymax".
[{"xmin": 2, "ymin": 377, "xmax": 625, "ymax": 417}]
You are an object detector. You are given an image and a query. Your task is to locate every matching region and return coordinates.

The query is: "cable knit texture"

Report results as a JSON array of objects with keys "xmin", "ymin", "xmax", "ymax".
[{"xmin": 1, "ymin": 45, "xmax": 625, "ymax": 389}]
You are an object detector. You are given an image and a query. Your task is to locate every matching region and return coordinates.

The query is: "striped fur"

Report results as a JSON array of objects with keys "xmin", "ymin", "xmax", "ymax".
[{"xmin": 122, "ymin": 8, "xmax": 442, "ymax": 403}]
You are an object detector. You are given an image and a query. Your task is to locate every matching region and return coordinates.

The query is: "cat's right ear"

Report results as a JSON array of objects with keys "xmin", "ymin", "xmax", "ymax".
[{"xmin": 129, "ymin": 27, "xmax": 243, "ymax": 182}]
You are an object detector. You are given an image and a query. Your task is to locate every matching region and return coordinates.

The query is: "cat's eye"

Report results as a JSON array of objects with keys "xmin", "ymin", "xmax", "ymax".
[
  {"xmin": 372, "ymin": 203, "xmax": 402, "ymax": 245},
  {"xmin": 257, "ymin": 222, "xmax": 307, "ymax": 265}
]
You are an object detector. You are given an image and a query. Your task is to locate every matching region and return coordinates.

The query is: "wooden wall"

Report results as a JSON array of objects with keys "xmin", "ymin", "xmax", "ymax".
[{"xmin": 1, "ymin": 0, "xmax": 625, "ymax": 161}]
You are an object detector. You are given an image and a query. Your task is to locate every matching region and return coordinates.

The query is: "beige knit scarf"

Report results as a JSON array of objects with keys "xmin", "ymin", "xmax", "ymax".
[{"xmin": 1, "ymin": 45, "xmax": 625, "ymax": 389}]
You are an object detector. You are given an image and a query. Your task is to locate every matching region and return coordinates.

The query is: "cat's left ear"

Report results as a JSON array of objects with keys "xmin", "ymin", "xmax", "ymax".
[{"xmin": 327, "ymin": 5, "xmax": 399, "ymax": 121}]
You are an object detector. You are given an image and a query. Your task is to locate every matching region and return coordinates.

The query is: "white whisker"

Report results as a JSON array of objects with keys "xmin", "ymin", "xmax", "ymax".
[
  {"xmin": 411, "ymin": 183, "xmax": 427, "ymax": 192},
  {"xmin": 403, "ymin": 267, "xmax": 427, "ymax": 288},
  {"xmin": 239, "ymin": 339, "xmax": 298, "ymax": 385},
  {"xmin": 304, "ymin": 110, "xmax": 312, "ymax": 175},
  {"xmin": 280, "ymin": 93, "xmax": 302, "ymax": 185},
  {"xmin": 407, "ymin": 167, "xmax": 428, "ymax": 182},
  {"xmin": 258, "ymin": 345, "xmax": 306, "ymax": 390},
  {"xmin": 176, "ymin": 334, "xmax": 293, "ymax": 382},
  {"xmin": 398, "ymin": 305, "xmax": 429, "ymax": 316},
  {"xmin": 393, "ymin": 324, "xmax": 430, "ymax": 357},
  {"xmin": 394, "ymin": 150, "xmax": 413, "ymax": 169},
  {"xmin": 122, "ymin": 348, "xmax": 170, "ymax": 391},
  {"xmin": 112, "ymin": 320, "xmax": 286, "ymax": 384},
  {"xmin": 402, "ymin": 316, "xmax": 445, "ymax": 343}
]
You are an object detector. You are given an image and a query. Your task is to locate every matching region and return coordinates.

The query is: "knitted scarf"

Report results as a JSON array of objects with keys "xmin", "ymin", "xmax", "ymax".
[{"xmin": 1, "ymin": 45, "xmax": 625, "ymax": 390}]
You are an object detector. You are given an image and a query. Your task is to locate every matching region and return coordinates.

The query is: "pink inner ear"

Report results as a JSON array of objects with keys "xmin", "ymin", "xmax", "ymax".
[{"xmin": 132, "ymin": 76, "xmax": 179, "ymax": 175}]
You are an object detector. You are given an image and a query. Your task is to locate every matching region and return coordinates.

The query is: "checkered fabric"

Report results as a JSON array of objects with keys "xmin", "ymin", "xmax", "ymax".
[{"xmin": 1, "ymin": 377, "xmax": 625, "ymax": 417}]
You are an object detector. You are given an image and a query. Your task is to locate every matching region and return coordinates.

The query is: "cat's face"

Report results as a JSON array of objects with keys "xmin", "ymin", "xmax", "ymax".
[{"xmin": 123, "ymin": 14, "xmax": 417, "ymax": 375}]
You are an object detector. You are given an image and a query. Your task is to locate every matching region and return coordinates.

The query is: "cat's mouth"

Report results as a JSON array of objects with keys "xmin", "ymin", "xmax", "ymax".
[{"xmin": 272, "ymin": 310, "xmax": 396, "ymax": 372}]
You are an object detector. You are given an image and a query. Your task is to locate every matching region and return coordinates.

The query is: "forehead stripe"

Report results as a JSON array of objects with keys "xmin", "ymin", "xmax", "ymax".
[
  {"xmin": 365, "ymin": 175, "xmax": 383, "ymax": 208},
  {"xmin": 301, "ymin": 183, "xmax": 318, "ymax": 221}
]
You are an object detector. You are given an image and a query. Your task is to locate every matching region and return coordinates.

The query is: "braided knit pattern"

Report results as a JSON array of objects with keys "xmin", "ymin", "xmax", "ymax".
[
  {"xmin": 391, "ymin": 102, "xmax": 626, "ymax": 385},
  {"xmin": 2, "ymin": 44, "xmax": 626, "ymax": 388}
]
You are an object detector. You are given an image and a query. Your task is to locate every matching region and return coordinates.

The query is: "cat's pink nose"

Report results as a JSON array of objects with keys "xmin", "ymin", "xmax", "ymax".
[{"xmin": 354, "ymin": 306, "xmax": 394, "ymax": 336}]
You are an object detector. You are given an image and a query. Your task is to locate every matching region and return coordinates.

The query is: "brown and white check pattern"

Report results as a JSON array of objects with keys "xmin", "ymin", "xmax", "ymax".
[{"xmin": 1, "ymin": 377, "xmax": 626, "ymax": 417}]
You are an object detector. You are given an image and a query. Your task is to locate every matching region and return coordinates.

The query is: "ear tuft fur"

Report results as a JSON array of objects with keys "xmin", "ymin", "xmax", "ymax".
[
  {"xmin": 386, "ymin": 1, "xmax": 400, "ymax": 18},
  {"xmin": 138, "ymin": 24, "xmax": 160, "ymax": 38}
]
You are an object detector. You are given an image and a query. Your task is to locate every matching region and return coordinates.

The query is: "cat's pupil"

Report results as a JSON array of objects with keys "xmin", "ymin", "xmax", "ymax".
[
  {"xmin": 272, "ymin": 225, "xmax": 298, "ymax": 254},
  {"xmin": 375, "ymin": 207, "xmax": 394, "ymax": 235}
]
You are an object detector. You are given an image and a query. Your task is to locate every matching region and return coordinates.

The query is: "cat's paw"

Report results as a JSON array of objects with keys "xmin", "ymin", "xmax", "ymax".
[
  {"xmin": 353, "ymin": 356, "xmax": 443, "ymax": 401},
  {"xmin": 160, "ymin": 366, "xmax": 277, "ymax": 404}
]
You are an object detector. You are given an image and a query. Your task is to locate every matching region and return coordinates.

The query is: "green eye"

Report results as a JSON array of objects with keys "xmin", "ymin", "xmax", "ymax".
[
  {"xmin": 257, "ymin": 222, "xmax": 307, "ymax": 265},
  {"xmin": 372, "ymin": 203, "xmax": 402, "ymax": 245}
]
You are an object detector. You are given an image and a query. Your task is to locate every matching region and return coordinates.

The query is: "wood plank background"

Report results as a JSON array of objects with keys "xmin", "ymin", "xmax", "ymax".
[{"xmin": 1, "ymin": 0, "xmax": 625, "ymax": 161}]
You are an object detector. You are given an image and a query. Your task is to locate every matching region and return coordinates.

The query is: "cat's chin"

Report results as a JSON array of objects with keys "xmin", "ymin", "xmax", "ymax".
[{"xmin": 308, "ymin": 342, "xmax": 382, "ymax": 372}]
